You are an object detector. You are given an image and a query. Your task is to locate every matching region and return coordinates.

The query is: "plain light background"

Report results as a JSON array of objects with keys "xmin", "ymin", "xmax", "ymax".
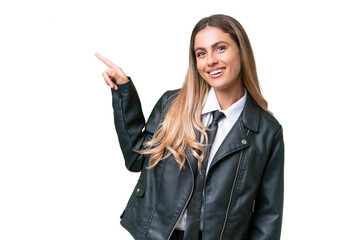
[{"xmin": 1, "ymin": 0, "xmax": 359, "ymax": 239}]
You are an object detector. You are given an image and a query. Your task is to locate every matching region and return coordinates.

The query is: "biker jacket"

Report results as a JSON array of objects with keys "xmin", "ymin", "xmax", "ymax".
[{"xmin": 111, "ymin": 80, "xmax": 284, "ymax": 240}]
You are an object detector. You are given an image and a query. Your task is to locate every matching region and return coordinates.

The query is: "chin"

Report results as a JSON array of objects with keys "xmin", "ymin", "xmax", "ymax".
[{"xmin": 206, "ymin": 80, "xmax": 229, "ymax": 90}]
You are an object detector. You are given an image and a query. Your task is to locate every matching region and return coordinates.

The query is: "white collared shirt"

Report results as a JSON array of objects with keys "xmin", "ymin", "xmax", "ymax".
[
  {"xmin": 175, "ymin": 87, "xmax": 247, "ymax": 230},
  {"xmin": 201, "ymin": 87, "xmax": 247, "ymax": 174}
]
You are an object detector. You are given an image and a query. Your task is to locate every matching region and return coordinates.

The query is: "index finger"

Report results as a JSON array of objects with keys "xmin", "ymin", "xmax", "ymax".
[{"xmin": 95, "ymin": 52, "xmax": 116, "ymax": 68}]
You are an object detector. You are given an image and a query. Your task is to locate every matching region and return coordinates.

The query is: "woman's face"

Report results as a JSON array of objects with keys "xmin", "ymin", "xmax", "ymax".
[{"xmin": 194, "ymin": 26, "xmax": 242, "ymax": 95}]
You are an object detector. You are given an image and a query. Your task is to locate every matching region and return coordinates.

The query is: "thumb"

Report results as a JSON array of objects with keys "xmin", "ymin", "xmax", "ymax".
[
  {"xmin": 106, "ymin": 69, "xmax": 113, "ymax": 78},
  {"xmin": 107, "ymin": 67, "xmax": 129, "ymax": 84},
  {"xmin": 106, "ymin": 68, "xmax": 120, "ymax": 79},
  {"xmin": 113, "ymin": 66, "xmax": 127, "ymax": 79}
]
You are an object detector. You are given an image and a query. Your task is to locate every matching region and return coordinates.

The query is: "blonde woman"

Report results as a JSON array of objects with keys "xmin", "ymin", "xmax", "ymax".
[{"xmin": 96, "ymin": 14, "xmax": 284, "ymax": 240}]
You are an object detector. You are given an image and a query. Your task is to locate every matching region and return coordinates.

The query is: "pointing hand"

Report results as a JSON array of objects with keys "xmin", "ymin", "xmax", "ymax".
[{"xmin": 95, "ymin": 52, "xmax": 129, "ymax": 90}]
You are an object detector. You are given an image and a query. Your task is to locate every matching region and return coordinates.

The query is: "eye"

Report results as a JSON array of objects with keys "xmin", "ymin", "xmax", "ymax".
[
  {"xmin": 196, "ymin": 51, "xmax": 206, "ymax": 58},
  {"xmin": 216, "ymin": 46, "xmax": 226, "ymax": 52}
]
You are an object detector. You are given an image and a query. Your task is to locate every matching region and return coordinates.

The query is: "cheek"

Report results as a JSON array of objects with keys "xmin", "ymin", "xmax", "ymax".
[
  {"xmin": 196, "ymin": 61, "xmax": 207, "ymax": 77},
  {"xmin": 196, "ymin": 62, "xmax": 209, "ymax": 81},
  {"xmin": 230, "ymin": 55, "xmax": 241, "ymax": 75},
  {"xmin": 232, "ymin": 60, "xmax": 241, "ymax": 73},
  {"xmin": 196, "ymin": 60, "xmax": 204, "ymax": 71}
]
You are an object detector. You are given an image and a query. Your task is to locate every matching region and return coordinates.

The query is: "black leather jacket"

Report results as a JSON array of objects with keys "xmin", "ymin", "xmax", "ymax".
[{"xmin": 111, "ymin": 80, "xmax": 284, "ymax": 240}]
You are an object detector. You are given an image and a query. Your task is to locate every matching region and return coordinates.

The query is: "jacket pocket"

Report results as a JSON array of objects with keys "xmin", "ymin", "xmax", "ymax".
[
  {"xmin": 135, "ymin": 181, "xmax": 145, "ymax": 197},
  {"xmin": 244, "ymin": 200, "xmax": 256, "ymax": 239},
  {"xmin": 121, "ymin": 180, "xmax": 152, "ymax": 233},
  {"xmin": 127, "ymin": 181, "xmax": 146, "ymax": 210},
  {"xmin": 120, "ymin": 181, "xmax": 146, "ymax": 219},
  {"xmin": 249, "ymin": 200, "xmax": 256, "ymax": 222}
]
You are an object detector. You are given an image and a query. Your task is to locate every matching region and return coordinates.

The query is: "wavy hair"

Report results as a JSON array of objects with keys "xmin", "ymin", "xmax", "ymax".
[{"xmin": 140, "ymin": 14, "xmax": 269, "ymax": 169}]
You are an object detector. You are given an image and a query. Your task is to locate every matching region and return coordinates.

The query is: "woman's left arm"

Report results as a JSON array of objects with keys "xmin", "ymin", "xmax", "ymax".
[{"xmin": 248, "ymin": 126, "xmax": 285, "ymax": 240}]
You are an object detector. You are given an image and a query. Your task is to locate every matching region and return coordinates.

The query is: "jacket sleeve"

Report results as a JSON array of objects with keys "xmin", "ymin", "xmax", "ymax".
[
  {"xmin": 111, "ymin": 79, "xmax": 172, "ymax": 172},
  {"xmin": 248, "ymin": 126, "xmax": 285, "ymax": 240}
]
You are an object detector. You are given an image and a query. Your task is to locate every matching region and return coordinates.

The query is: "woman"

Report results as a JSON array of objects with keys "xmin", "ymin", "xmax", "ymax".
[{"xmin": 96, "ymin": 14, "xmax": 284, "ymax": 240}]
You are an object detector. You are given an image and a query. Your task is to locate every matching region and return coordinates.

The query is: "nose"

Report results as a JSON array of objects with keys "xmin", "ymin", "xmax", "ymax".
[{"xmin": 207, "ymin": 53, "xmax": 218, "ymax": 66}]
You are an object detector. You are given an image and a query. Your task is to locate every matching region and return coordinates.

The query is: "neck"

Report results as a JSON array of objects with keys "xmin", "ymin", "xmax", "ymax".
[{"xmin": 214, "ymin": 86, "xmax": 244, "ymax": 110}]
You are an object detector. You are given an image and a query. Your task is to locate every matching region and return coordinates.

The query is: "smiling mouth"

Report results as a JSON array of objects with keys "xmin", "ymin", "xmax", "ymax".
[
  {"xmin": 208, "ymin": 68, "xmax": 225, "ymax": 77},
  {"xmin": 210, "ymin": 69, "xmax": 223, "ymax": 75}
]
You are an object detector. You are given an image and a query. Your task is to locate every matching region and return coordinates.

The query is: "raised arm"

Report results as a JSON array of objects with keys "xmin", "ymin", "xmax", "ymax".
[
  {"xmin": 95, "ymin": 52, "xmax": 146, "ymax": 171},
  {"xmin": 95, "ymin": 52, "xmax": 177, "ymax": 172},
  {"xmin": 111, "ymin": 83, "xmax": 177, "ymax": 172}
]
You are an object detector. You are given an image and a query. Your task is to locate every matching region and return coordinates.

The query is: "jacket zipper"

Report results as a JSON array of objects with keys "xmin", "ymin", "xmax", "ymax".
[
  {"xmin": 219, "ymin": 129, "xmax": 250, "ymax": 239},
  {"xmin": 166, "ymin": 156, "xmax": 195, "ymax": 240}
]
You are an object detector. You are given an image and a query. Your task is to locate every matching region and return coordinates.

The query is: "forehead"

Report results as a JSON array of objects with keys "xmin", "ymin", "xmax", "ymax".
[{"xmin": 194, "ymin": 26, "xmax": 234, "ymax": 48}]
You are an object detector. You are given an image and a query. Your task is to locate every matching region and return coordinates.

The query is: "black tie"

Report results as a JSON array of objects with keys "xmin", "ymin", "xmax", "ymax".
[{"xmin": 184, "ymin": 110, "xmax": 225, "ymax": 240}]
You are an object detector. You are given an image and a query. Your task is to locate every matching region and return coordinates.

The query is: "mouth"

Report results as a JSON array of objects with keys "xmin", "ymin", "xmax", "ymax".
[{"xmin": 208, "ymin": 68, "xmax": 225, "ymax": 78}]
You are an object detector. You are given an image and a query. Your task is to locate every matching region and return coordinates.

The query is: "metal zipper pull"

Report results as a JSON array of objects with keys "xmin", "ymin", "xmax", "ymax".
[{"xmin": 251, "ymin": 200, "xmax": 256, "ymax": 213}]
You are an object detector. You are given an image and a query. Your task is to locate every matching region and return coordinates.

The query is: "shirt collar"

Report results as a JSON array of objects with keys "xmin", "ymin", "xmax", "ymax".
[
  {"xmin": 202, "ymin": 87, "xmax": 247, "ymax": 124},
  {"xmin": 202, "ymin": 87, "xmax": 221, "ymax": 115}
]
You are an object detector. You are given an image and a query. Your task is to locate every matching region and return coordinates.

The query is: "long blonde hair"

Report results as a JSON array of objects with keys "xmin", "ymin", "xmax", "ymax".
[{"xmin": 140, "ymin": 14, "xmax": 269, "ymax": 169}]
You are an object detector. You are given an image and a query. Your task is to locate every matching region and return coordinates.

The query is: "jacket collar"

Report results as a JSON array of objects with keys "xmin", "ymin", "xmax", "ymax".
[
  {"xmin": 185, "ymin": 95, "xmax": 261, "ymax": 174},
  {"xmin": 240, "ymin": 96, "xmax": 260, "ymax": 133},
  {"xmin": 209, "ymin": 96, "xmax": 260, "ymax": 168}
]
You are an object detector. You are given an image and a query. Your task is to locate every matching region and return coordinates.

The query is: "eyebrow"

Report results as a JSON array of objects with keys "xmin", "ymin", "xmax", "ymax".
[{"xmin": 194, "ymin": 41, "xmax": 231, "ymax": 52}]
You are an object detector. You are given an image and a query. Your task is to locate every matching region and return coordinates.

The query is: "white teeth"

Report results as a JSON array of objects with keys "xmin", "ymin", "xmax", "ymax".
[{"xmin": 210, "ymin": 69, "xmax": 224, "ymax": 75}]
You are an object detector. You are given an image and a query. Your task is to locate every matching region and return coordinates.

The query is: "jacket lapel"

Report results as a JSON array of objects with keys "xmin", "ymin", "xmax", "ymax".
[{"xmin": 209, "ymin": 97, "xmax": 260, "ymax": 169}]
